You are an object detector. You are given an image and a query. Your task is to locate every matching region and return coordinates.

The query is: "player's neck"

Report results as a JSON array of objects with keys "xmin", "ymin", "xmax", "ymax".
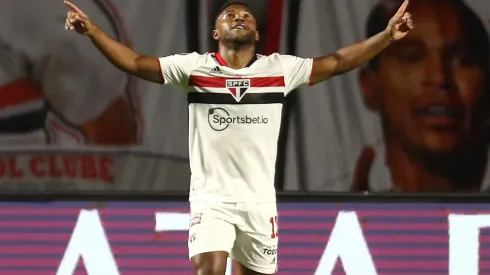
[{"xmin": 218, "ymin": 44, "xmax": 256, "ymax": 69}]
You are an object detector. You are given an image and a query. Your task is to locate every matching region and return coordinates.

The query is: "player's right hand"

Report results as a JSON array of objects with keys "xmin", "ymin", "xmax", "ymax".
[{"xmin": 63, "ymin": 1, "xmax": 96, "ymax": 36}]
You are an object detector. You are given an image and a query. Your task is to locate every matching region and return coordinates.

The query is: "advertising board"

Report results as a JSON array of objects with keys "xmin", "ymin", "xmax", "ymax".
[{"xmin": 0, "ymin": 201, "xmax": 489, "ymax": 274}]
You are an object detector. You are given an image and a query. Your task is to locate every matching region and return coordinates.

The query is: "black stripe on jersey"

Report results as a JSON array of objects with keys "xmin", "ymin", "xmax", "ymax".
[
  {"xmin": 187, "ymin": 92, "xmax": 284, "ymax": 105},
  {"xmin": 0, "ymin": 109, "xmax": 46, "ymax": 134}
]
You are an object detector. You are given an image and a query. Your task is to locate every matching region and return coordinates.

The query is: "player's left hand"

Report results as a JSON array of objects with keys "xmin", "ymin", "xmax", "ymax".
[{"xmin": 385, "ymin": 0, "xmax": 414, "ymax": 41}]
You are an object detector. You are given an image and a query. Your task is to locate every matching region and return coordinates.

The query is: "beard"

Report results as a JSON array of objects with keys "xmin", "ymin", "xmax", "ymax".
[{"xmin": 223, "ymin": 30, "xmax": 256, "ymax": 47}]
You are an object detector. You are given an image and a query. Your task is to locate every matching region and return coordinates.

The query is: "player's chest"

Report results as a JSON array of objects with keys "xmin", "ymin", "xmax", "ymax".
[{"xmin": 189, "ymin": 64, "xmax": 286, "ymax": 103}]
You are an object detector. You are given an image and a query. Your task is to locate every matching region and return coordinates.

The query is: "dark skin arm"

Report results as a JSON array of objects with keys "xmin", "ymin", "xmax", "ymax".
[
  {"xmin": 64, "ymin": 1, "xmax": 163, "ymax": 84},
  {"xmin": 87, "ymin": 27, "xmax": 162, "ymax": 84},
  {"xmin": 309, "ymin": 0, "xmax": 413, "ymax": 85},
  {"xmin": 64, "ymin": 1, "xmax": 146, "ymax": 145}
]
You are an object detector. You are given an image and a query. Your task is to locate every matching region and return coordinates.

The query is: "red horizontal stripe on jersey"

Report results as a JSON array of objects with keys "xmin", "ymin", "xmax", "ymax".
[
  {"xmin": 0, "ymin": 79, "xmax": 43, "ymax": 108},
  {"xmin": 189, "ymin": 76, "xmax": 285, "ymax": 88}
]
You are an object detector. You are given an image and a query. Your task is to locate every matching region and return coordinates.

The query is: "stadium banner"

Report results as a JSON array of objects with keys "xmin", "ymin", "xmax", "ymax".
[
  {"xmin": 0, "ymin": 0, "xmax": 490, "ymax": 193},
  {"xmin": 1, "ymin": 200, "xmax": 489, "ymax": 275}
]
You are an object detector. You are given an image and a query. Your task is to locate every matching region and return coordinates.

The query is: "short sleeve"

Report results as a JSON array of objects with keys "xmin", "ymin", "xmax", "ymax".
[
  {"xmin": 278, "ymin": 54, "xmax": 314, "ymax": 94},
  {"xmin": 158, "ymin": 52, "xmax": 200, "ymax": 89}
]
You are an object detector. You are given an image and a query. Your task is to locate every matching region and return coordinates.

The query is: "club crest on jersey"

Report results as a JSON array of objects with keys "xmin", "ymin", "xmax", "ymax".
[{"xmin": 226, "ymin": 79, "xmax": 250, "ymax": 102}]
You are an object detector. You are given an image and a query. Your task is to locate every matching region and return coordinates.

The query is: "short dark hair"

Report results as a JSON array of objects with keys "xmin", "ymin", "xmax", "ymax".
[
  {"xmin": 215, "ymin": 0, "xmax": 253, "ymax": 20},
  {"xmin": 365, "ymin": 0, "xmax": 490, "ymax": 71}
]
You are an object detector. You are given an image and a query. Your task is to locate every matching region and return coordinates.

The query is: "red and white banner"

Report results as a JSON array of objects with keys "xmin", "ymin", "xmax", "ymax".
[{"xmin": 0, "ymin": 0, "xmax": 489, "ymax": 193}]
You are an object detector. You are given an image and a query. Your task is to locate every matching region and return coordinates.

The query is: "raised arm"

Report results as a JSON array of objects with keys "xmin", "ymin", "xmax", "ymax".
[
  {"xmin": 63, "ymin": 1, "xmax": 162, "ymax": 84},
  {"xmin": 309, "ymin": 0, "xmax": 413, "ymax": 85}
]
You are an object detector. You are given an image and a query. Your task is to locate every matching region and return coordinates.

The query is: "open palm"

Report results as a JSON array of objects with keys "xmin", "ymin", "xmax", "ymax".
[{"xmin": 386, "ymin": 0, "xmax": 414, "ymax": 41}]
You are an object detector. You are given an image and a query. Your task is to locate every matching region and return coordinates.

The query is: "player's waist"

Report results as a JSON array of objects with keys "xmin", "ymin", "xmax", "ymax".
[
  {"xmin": 189, "ymin": 177, "xmax": 276, "ymax": 202},
  {"xmin": 189, "ymin": 193, "xmax": 276, "ymax": 203}
]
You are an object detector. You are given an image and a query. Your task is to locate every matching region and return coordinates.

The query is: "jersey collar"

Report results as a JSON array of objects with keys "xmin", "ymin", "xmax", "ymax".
[{"xmin": 215, "ymin": 52, "xmax": 258, "ymax": 68}]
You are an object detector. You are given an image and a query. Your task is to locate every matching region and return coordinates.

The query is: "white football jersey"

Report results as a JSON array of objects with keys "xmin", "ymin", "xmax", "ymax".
[{"xmin": 159, "ymin": 52, "xmax": 313, "ymax": 202}]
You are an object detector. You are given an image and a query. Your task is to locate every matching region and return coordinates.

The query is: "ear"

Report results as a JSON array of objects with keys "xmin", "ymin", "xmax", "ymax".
[
  {"xmin": 255, "ymin": 31, "xmax": 260, "ymax": 42},
  {"xmin": 359, "ymin": 67, "xmax": 381, "ymax": 111},
  {"xmin": 212, "ymin": 30, "xmax": 219, "ymax": 41}
]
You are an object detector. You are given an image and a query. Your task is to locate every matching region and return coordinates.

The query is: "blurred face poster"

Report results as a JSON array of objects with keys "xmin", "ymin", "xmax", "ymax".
[
  {"xmin": 0, "ymin": 0, "xmax": 489, "ymax": 194},
  {"xmin": 288, "ymin": 0, "xmax": 490, "ymax": 193},
  {"xmin": 360, "ymin": 0, "xmax": 489, "ymax": 192}
]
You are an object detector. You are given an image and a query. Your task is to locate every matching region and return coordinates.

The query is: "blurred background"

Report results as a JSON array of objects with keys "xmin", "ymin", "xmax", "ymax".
[
  {"xmin": 0, "ymin": 0, "xmax": 489, "ymax": 194},
  {"xmin": 1, "ymin": 0, "xmax": 490, "ymax": 274}
]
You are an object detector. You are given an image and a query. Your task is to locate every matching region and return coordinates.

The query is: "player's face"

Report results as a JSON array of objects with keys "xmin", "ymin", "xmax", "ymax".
[
  {"xmin": 361, "ymin": 1, "xmax": 487, "ymax": 155},
  {"xmin": 214, "ymin": 4, "xmax": 258, "ymax": 45}
]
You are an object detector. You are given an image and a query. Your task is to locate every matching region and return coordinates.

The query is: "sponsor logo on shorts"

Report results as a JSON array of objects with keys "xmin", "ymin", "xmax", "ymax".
[
  {"xmin": 262, "ymin": 245, "xmax": 278, "ymax": 266},
  {"xmin": 189, "ymin": 233, "xmax": 197, "ymax": 244},
  {"xmin": 262, "ymin": 245, "xmax": 277, "ymax": 256},
  {"xmin": 207, "ymin": 107, "xmax": 268, "ymax": 131},
  {"xmin": 189, "ymin": 212, "xmax": 202, "ymax": 227}
]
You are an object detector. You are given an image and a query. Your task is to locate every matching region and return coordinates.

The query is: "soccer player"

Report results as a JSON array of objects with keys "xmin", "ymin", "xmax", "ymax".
[{"xmin": 64, "ymin": 0, "xmax": 413, "ymax": 274}]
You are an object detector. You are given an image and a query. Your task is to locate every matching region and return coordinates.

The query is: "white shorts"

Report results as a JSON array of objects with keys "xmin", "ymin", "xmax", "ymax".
[{"xmin": 188, "ymin": 202, "xmax": 279, "ymax": 274}]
